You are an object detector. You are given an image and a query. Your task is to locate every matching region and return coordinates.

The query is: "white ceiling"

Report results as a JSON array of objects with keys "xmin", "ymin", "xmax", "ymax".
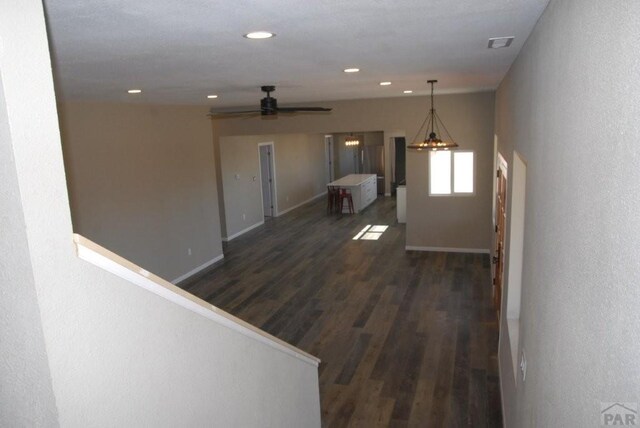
[{"xmin": 44, "ymin": 0, "xmax": 548, "ymax": 108}]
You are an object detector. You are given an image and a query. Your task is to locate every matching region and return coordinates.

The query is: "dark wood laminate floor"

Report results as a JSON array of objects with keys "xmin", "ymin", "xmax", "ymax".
[{"xmin": 182, "ymin": 196, "xmax": 502, "ymax": 427}]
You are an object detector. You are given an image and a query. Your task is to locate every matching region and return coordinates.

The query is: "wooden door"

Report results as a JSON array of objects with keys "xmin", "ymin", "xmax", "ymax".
[{"xmin": 493, "ymin": 168, "xmax": 507, "ymax": 318}]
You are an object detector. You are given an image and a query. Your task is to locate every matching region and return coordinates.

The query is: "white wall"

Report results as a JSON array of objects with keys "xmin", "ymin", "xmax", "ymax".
[
  {"xmin": 0, "ymin": 73, "xmax": 59, "ymax": 427},
  {"xmin": 0, "ymin": 2, "xmax": 320, "ymax": 426},
  {"xmin": 495, "ymin": 1, "xmax": 640, "ymax": 426}
]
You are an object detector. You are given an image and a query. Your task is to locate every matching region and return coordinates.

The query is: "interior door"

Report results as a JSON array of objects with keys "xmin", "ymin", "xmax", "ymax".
[
  {"xmin": 324, "ymin": 136, "xmax": 334, "ymax": 183},
  {"xmin": 260, "ymin": 145, "xmax": 274, "ymax": 217},
  {"xmin": 493, "ymin": 168, "xmax": 507, "ymax": 318},
  {"xmin": 394, "ymin": 137, "xmax": 406, "ymax": 186}
]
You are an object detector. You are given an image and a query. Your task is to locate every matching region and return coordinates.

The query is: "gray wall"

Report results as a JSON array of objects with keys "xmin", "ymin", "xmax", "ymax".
[
  {"xmin": 0, "ymin": 2, "xmax": 321, "ymax": 426},
  {"xmin": 59, "ymin": 101, "xmax": 223, "ymax": 282},
  {"xmin": 218, "ymin": 133, "xmax": 326, "ymax": 238},
  {"xmin": 330, "ymin": 131, "xmax": 384, "ymax": 178},
  {"xmin": 405, "ymin": 94, "xmax": 495, "ymax": 251},
  {"xmin": 214, "ymin": 93, "xmax": 495, "ymax": 251},
  {"xmin": 495, "ymin": 1, "xmax": 640, "ymax": 426},
  {"xmin": 333, "ymin": 132, "xmax": 364, "ymax": 177}
]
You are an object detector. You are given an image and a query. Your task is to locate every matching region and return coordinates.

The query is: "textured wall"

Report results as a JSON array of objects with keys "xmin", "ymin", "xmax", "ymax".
[
  {"xmin": 0, "ymin": 71, "xmax": 59, "ymax": 428},
  {"xmin": 59, "ymin": 101, "xmax": 223, "ymax": 282},
  {"xmin": 495, "ymin": 1, "xmax": 640, "ymax": 426},
  {"xmin": 1, "ymin": 2, "xmax": 321, "ymax": 426}
]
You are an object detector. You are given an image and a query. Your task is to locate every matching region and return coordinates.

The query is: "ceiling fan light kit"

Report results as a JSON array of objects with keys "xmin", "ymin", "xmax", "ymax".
[
  {"xmin": 407, "ymin": 80, "xmax": 459, "ymax": 151},
  {"xmin": 260, "ymin": 85, "xmax": 278, "ymax": 116}
]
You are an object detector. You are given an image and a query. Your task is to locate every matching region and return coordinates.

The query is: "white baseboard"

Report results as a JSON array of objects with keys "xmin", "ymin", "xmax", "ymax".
[
  {"xmin": 276, "ymin": 191, "xmax": 327, "ymax": 217},
  {"xmin": 171, "ymin": 253, "xmax": 225, "ymax": 284},
  {"xmin": 405, "ymin": 245, "xmax": 490, "ymax": 254},
  {"xmin": 498, "ymin": 344, "xmax": 507, "ymax": 428},
  {"xmin": 222, "ymin": 220, "xmax": 265, "ymax": 242}
]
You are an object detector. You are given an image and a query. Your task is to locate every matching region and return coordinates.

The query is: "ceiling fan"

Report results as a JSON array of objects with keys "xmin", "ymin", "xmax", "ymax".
[{"xmin": 209, "ymin": 85, "xmax": 332, "ymax": 117}]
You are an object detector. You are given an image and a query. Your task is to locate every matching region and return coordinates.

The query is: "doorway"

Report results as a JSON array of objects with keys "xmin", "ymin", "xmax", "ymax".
[
  {"xmin": 393, "ymin": 137, "xmax": 406, "ymax": 193},
  {"xmin": 258, "ymin": 143, "xmax": 276, "ymax": 217},
  {"xmin": 324, "ymin": 135, "xmax": 335, "ymax": 183},
  {"xmin": 493, "ymin": 157, "xmax": 508, "ymax": 319}
]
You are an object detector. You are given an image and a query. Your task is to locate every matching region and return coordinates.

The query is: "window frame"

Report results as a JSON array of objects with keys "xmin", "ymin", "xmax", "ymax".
[{"xmin": 428, "ymin": 150, "xmax": 475, "ymax": 197}]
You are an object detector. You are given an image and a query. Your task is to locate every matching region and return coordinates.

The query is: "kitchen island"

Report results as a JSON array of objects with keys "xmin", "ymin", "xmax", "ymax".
[{"xmin": 327, "ymin": 174, "xmax": 377, "ymax": 213}]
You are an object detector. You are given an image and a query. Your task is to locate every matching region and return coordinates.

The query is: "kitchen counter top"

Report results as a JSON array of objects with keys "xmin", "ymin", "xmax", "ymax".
[
  {"xmin": 327, "ymin": 174, "xmax": 376, "ymax": 187},
  {"xmin": 326, "ymin": 174, "xmax": 377, "ymax": 214}
]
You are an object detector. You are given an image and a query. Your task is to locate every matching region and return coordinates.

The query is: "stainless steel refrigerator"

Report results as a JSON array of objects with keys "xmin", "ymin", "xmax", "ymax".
[{"xmin": 361, "ymin": 145, "xmax": 385, "ymax": 194}]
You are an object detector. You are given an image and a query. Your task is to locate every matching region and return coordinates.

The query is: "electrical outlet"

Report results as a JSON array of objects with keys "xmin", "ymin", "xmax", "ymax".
[
  {"xmin": 520, "ymin": 349, "xmax": 527, "ymax": 382},
  {"xmin": 286, "ymin": 196, "xmax": 289, "ymax": 202},
  {"xmin": 242, "ymin": 213, "xmax": 246, "ymax": 221},
  {"xmin": 187, "ymin": 248, "xmax": 192, "ymax": 256}
]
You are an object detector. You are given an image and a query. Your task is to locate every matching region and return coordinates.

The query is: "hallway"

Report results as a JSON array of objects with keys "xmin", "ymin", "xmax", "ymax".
[{"xmin": 182, "ymin": 197, "xmax": 501, "ymax": 427}]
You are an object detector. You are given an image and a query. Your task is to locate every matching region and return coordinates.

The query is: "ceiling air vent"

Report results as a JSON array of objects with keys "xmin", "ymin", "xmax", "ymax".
[{"xmin": 488, "ymin": 36, "xmax": 514, "ymax": 49}]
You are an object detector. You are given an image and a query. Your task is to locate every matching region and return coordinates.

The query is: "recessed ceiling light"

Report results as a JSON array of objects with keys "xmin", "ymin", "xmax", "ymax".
[
  {"xmin": 127, "ymin": 89, "xmax": 142, "ymax": 94},
  {"xmin": 488, "ymin": 36, "xmax": 514, "ymax": 49},
  {"xmin": 207, "ymin": 94, "xmax": 218, "ymax": 99},
  {"xmin": 343, "ymin": 68, "xmax": 360, "ymax": 73},
  {"xmin": 379, "ymin": 81, "xmax": 392, "ymax": 86},
  {"xmin": 403, "ymin": 90, "xmax": 413, "ymax": 94},
  {"xmin": 244, "ymin": 31, "xmax": 275, "ymax": 39}
]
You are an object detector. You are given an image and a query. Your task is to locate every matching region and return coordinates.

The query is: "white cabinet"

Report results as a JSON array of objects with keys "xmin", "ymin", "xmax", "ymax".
[
  {"xmin": 396, "ymin": 185, "xmax": 406, "ymax": 223},
  {"xmin": 360, "ymin": 176, "xmax": 377, "ymax": 209}
]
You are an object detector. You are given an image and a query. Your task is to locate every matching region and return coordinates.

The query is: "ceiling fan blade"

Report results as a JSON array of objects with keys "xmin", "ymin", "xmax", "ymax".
[
  {"xmin": 276, "ymin": 107, "xmax": 332, "ymax": 112},
  {"xmin": 209, "ymin": 110, "xmax": 262, "ymax": 116},
  {"xmin": 208, "ymin": 109, "xmax": 262, "ymax": 116},
  {"xmin": 242, "ymin": 113, "xmax": 263, "ymax": 120},
  {"xmin": 207, "ymin": 86, "xmax": 332, "ymax": 118}
]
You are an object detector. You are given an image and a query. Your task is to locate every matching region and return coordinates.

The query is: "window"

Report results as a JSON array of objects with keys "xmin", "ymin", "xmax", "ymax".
[{"xmin": 429, "ymin": 151, "xmax": 474, "ymax": 195}]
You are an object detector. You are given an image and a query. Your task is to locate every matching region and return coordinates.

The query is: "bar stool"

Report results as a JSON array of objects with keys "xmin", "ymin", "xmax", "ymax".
[
  {"xmin": 338, "ymin": 188, "xmax": 354, "ymax": 214},
  {"xmin": 327, "ymin": 186, "xmax": 340, "ymax": 214}
]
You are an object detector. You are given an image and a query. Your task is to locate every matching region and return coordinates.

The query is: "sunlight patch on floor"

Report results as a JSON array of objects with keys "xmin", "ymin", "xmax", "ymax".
[{"xmin": 353, "ymin": 225, "xmax": 388, "ymax": 241}]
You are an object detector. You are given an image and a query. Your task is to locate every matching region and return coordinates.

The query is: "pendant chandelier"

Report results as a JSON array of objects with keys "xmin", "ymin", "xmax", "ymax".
[
  {"xmin": 345, "ymin": 133, "xmax": 360, "ymax": 146},
  {"xmin": 407, "ymin": 80, "xmax": 458, "ymax": 151}
]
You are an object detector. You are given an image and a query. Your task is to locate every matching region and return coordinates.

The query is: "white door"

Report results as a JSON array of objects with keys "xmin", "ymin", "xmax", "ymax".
[
  {"xmin": 325, "ymin": 135, "xmax": 334, "ymax": 183},
  {"xmin": 259, "ymin": 145, "xmax": 274, "ymax": 217}
]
